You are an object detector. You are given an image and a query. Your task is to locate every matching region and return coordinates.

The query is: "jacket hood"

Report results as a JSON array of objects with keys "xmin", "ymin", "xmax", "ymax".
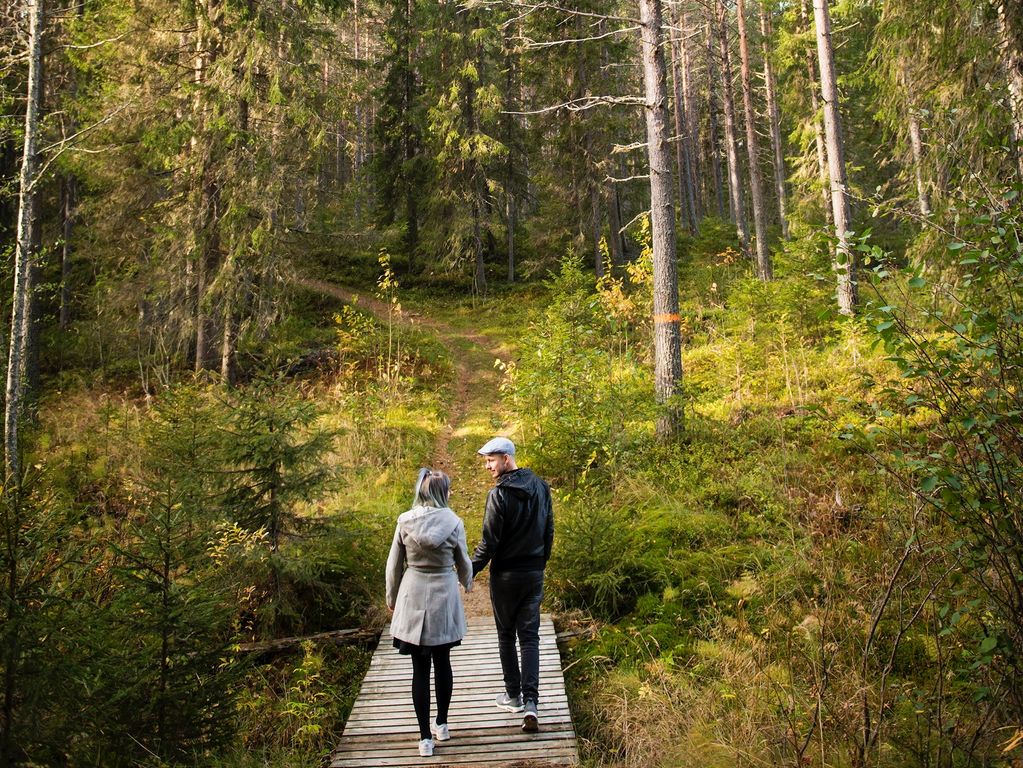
[
  {"xmin": 398, "ymin": 506, "xmax": 461, "ymax": 549},
  {"xmin": 497, "ymin": 468, "xmax": 546, "ymax": 496}
]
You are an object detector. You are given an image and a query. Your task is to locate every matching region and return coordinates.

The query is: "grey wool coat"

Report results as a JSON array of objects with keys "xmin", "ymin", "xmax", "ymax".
[{"xmin": 386, "ymin": 505, "xmax": 473, "ymax": 647}]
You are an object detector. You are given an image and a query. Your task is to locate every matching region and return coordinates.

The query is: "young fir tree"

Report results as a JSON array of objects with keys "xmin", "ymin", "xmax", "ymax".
[
  {"xmin": 101, "ymin": 386, "xmax": 241, "ymax": 763},
  {"xmin": 218, "ymin": 381, "xmax": 333, "ymax": 636}
]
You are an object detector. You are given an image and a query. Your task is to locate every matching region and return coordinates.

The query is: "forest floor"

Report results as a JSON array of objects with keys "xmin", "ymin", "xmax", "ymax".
[{"xmin": 295, "ymin": 276, "xmax": 515, "ymax": 617}]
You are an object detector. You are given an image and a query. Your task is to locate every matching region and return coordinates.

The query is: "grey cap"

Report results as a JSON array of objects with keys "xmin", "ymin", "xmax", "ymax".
[{"xmin": 477, "ymin": 436, "xmax": 516, "ymax": 456}]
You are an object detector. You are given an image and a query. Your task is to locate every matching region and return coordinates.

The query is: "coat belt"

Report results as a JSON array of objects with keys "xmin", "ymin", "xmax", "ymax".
[{"xmin": 408, "ymin": 564, "xmax": 453, "ymax": 574}]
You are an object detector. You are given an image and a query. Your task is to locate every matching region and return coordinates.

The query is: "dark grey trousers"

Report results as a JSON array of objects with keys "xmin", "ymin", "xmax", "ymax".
[{"xmin": 490, "ymin": 569, "xmax": 544, "ymax": 705}]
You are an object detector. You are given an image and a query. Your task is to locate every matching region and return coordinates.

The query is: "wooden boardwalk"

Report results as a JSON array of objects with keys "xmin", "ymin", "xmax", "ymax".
[{"xmin": 331, "ymin": 614, "xmax": 578, "ymax": 767}]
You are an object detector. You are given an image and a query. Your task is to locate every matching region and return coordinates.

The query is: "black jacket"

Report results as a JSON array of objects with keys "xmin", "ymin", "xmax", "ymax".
[{"xmin": 471, "ymin": 468, "xmax": 553, "ymax": 576}]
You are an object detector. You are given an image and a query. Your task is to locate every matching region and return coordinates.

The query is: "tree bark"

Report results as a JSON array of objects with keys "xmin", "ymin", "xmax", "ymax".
[
  {"xmin": 679, "ymin": 5, "xmax": 701, "ymax": 216},
  {"xmin": 669, "ymin": 2, "xmax": 698, "ymax": 235},
  {"xmin": 606, "ymin": 182, "xmax": 626, "ymax": 271},
  {"xmin": 716, "ymin": 0, "xmax": 750, "ymax": 257},
  {"xmin": 60, "ymin": 175, "xmax": 76, "ymax": 331},
  {"xmin": 193, "ymin": 0, "xmax": 224, "ymax": 372},
  {"xmin": 705, "ymin": 20, "xmax": 726, "ymax": 218},
  {"xmin": 591, "ymin": 182, "xmax": 604, "ymax": 278},
  {"xmin": 760, "ymin": 2, "xmax": 789, "ymax": 239},
  {"xmin": 737, "ymin": 0, "xmax": 772, "ymax": 280},
  {"xmin": 5, "ymin": 0, "xmax": 45, "ymax": 481},
  {"xmin": 907, "ymin": 104, "xmax": 931, "ymax": 217},
  {"xmin": 638, "ymin": 0, "xmax": 684, "ymax": 439},
  {"xmin": 353, "ymin": 0, "xmax": 363, "ymax": 221},
  {"xmin": 996, "ymin": 2, "xmax": 1023, "ymax": 181},
  {"xmin": 814, "ymin": 0, "xmax": 857, "ymax": 315},
  {"xmin": 503, "ymin": 24, "xmax": 518, "ymax": 283},
  {"xmin": 802, "ymin": 0, "xmax": 831, "ymax": 224}
]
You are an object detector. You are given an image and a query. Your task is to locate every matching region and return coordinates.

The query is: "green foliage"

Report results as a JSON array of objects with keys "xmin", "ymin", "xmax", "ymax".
[
  {"xmin": 502, "ymin": 256, "xmax": 653, "ymax": 485},
  {"xmin": 849, "ymin": 190, "xmax": 1023, "ymax": 734},
  {"xmin": 229, "ymin": 643, "xmax": 369, "ymax": 766}
]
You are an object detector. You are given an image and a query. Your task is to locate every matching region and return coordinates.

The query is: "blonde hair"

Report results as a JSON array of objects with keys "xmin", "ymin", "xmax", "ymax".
[{"xmin": 414, "ymin": 468, "xmax": 450, "ymax": 508}]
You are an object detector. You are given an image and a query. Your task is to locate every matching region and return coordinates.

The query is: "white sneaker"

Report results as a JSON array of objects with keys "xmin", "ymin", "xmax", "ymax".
[
  {"xmin": 431, "ymin": 720, "xmax": 450, "ymax": 741},
  {"xmin": 418, "ymin": 738, "xmax": 434, "ymax": 756}
]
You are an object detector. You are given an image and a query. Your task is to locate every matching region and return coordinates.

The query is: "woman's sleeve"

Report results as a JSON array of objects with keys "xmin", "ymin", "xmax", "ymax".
[
  {"xmin": 385, "ymin": 524, "xmax": 405, "ymax": 609},
  {"xmin": 454, "ymin": 520, "xmax": 474, "ymax": 593}
]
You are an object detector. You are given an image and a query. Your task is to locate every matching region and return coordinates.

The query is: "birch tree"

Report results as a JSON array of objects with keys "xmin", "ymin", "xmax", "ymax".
[
  {"xmin": 996, "ymin": 1, "xmax": 1023, "ymax": 180},
  {"xmin": 4, "ymin": 0, "xmax": 45, "ymax": 481},
  {"xmin": 803, "ymin": 0, "xmax": 831, "ymax": 224},
  {"xmin": 814, "ymin": 0, "xmax": 856, "ymax": 315}
]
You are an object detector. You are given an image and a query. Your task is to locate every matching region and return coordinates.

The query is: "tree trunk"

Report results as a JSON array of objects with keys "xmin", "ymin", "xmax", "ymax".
[
  {"xmin": 600, "ymin": 25, "xmax": 627, "ymax": 270},
  {"xmin": 606, "ymin": 182, "xmax": 626, "ymax": 271},
  {"xmin": 5, "ymin": 0, "xmax": 45, "ymax": 481},
  {"xmin": 736, "ymin": 0, "xmax": 772, "ymax": 280},
  {"xmin": 193, "ymin": 0, "xmax": 222, "ymax": 372},
  {"xmin": 803, "ymin": 0, "xmax": 831, "ymax": 224},
  {"xmin": 22, "ymin": 192, "xmax": 43, "ymax": 414},
  {"xmin": 814, "ymin": 0, "xmax": 857, "ymax": 315},
  {"xmin": 60, "ymin": 175, "xmax": 76, "ymax": 331},
  {"xmin": 504, "ymin": 25, "xmax": 518, "ymax": 283},
  {"xmin": 638, "ymin": 0, "xmax": 684, "ymax": 439},
  {"xmin": 462, "ymin": 11, "xmax": 487, "ymax": 296},
  {"xmin": 679, "ymin": 5, "xmax": 701, "ymax": 216},
  {"xmin": 403, "ymin": 0, "xmax": 419, "ymax": 256},
  {"xmin": 669, "ymin": 2, "xmax": 698, "ymax": 235},
  {"xmin": 354, "ymin": 0, "xmax": 364, "ymax": 221},
  {"xmin": 220, "ymin": 289, "xmax": 237, "ymax": 385},
  {"xmin": 996, "ymin": 2, "xmax": 1023, "ymax": 181},
  {"xmin": 907, "ymin": 103, "xmax": 931, "ymax": 217},
  {"xmin": 716, "ymin": 0, "xmax": 750, "ymax": 257},
  {"xmin": 760, "ymin": 2, "xmax": 789, "ymax": 239},
  {"xmin": 507, "ymin": 193, "xmax": 516, "ymax": 282},
  {"xmin": 706, "ymin": 20, "xmax": 726, "ymax": 218},
  {"xmin": 591, "ymin": 182, "xmax": 604, "ymax": 278}
]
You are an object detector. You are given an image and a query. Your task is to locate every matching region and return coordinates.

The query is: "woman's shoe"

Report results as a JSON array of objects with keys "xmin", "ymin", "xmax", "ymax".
[
  {"xmin": 418, "ymin": 738, "xmax": 434, "ymax": 756},
  {"xmin": 431, "ymin": 720, "xmax": 450, "ymax": 741}
]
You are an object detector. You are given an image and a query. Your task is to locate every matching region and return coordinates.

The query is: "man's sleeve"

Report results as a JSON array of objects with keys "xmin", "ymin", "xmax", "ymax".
[
  {"xmin": 471, "ymin": 488, "xmax": 504, "ymax": 576},
  {"xmin": 543, "ymin": 483, "xmax": 554, "ymax": 563}
]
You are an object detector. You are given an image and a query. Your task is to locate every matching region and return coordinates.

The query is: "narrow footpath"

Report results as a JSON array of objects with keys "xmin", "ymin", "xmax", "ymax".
[{"xmin": 295, "ymin": 277, "xmax": 508, "ymax": 616}]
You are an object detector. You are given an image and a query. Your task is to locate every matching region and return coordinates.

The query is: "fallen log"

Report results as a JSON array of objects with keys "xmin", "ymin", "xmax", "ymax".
[{"xmin": 237, "ymin": 626, "xmax": 381, "ymax": 660}]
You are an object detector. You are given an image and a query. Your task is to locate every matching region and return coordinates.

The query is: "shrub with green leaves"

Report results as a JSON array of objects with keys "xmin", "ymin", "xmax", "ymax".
[
  {"xmin": 502, "ymin": 256, "xmax": 652, "ymax": 485},
  {"xmin": 850, "ymin": 190, "xmax": 1023, "ymax": 757}
]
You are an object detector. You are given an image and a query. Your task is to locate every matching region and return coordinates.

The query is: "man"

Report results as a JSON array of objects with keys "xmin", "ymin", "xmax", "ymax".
[{"xmin": 471, "ymin": 436, "xmax": 554, "ymax": 733}]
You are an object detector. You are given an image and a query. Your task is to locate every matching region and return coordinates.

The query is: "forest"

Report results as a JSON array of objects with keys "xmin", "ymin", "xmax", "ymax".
[{"xmin": 2, "ymin": 0, "xmax": 1023, "ymax": 765}]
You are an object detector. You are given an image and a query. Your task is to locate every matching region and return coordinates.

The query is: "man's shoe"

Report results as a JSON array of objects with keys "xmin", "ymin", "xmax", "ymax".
[
  {"xmin": 418, "ymin": 738, "xmax": 435, "ymax": 757},
  {"xmin": 431, "ymin": 720, "xmax": 450, "ymax": 741},
  {"xmin": 522, "ymin": 700, "xmax": 539, "ymax": 732},
  {"xmin": 495, "ymin": 692, "xmax": 525, "ymax": 713}
]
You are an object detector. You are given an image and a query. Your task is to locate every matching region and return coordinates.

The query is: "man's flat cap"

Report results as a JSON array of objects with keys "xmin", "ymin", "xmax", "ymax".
[{"xmin": 477, "ymin": 436, "xmax": 516, "ymax": 456}]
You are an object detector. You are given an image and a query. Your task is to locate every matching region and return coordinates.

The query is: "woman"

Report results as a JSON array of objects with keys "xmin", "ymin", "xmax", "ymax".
[{"xmin": 386, "ymin": 468, "xmax": 473, "ymax": 757}]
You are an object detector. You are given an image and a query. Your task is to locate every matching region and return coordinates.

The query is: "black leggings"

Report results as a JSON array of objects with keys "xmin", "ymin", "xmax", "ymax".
[{"xmin": 411, "ymin": 646, "xmax": 453, "ymax": 740}]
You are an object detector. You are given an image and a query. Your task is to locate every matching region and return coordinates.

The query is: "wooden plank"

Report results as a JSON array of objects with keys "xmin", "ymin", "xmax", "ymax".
[{"xmin": 330, "ymin": 615, "xmax": 578, "ymax": 767}]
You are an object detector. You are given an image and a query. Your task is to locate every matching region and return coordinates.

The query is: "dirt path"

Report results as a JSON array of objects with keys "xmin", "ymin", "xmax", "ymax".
[{"xmin": 296, "ymin": 277, "xmax": 504, "ymax": 616}]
